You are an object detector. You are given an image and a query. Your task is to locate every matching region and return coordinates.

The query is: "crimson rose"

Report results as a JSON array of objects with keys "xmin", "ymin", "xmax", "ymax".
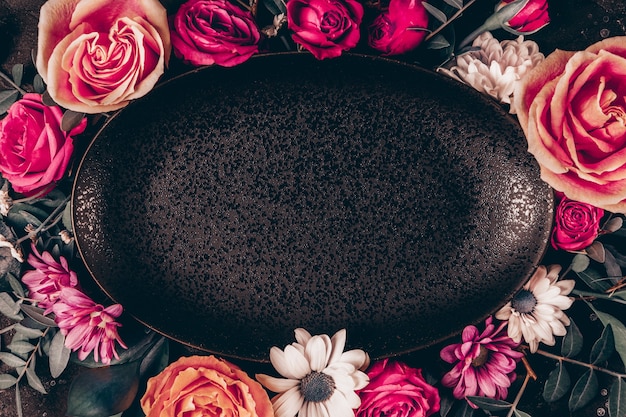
[
  {"xmin": 368, "ymin": 0, "xmax": 429, "ymax": 56},
  {"xmin": 551, "ymin": 198, "xmax": 604, "ymax": 251}
]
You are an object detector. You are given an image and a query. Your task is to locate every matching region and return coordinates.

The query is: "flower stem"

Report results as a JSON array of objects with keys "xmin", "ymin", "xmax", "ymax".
[
  {"xmin": 532, "ymin": 347, "xmax": 626, "ymax": 379},
  {"xmin": 572, "ymin": 289, "xmax": 626, "ymax": 305},
  {"xmin": 424, "ymin": 0, "xmax": 479, "ymax": 43},
  {"xmin": 0, "ymin": 70, "xmax": 27, "ymax": 95},
  {"xmin": 15, "ymin": 195, "xmax": 71, "ymax": 246},
  {"xmin": 506, "ymin": 372, "xmax": 531, "ymax": 417}
]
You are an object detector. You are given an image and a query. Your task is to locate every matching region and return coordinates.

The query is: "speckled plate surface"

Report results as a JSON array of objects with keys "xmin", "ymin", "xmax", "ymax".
[{"xmin": 72, "ymin": 53, "xmax": 553, "ymax": 361}]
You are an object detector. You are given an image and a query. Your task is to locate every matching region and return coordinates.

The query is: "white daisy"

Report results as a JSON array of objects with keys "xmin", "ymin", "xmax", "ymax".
[
  {"xmin": 437, "ymin": 31, "xmax": 544, "ymax": 113},
  {"xmin": 256, "ymin": 328, "xmax": 370, "ymax": 417},
  {"xmin": 496, "ymin": 264, "xmax": 575, "ymax": 353}
]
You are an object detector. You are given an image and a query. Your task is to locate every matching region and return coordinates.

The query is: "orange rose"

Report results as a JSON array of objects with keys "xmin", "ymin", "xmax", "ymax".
[
  {"xmin": 515, "ymin": 37, "xmax": 626, "ymax": 213},
  {"xmin": 140, "ymin": 355, "xmax": 274, "ymax": 417}
]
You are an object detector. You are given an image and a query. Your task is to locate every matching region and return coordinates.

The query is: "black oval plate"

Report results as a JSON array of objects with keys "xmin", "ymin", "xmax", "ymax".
[{"xmin": 72, "ymin": 53, "xmax": 553, "ymax": 361}]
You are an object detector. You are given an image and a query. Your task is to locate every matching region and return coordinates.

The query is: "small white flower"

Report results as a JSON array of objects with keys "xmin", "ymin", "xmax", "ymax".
[
  {"xmin": 438, "ymin": 31, "xmax": 544, "ymax": 113},
  {"xmin": 0, "ymin": 187, "xmax": 12, "ymax": 216},
  {"xmin": 496, "ymin": 264, "xmax": 575, "ymax": 353},
  {"xmin": 256, "ymin": 328, "xmax": 370, "ymax": 417},
  {"xmin": 0, "ymin": 234, "xmax": 24, "ymax": 263},
  {"xmin": 261, "ymin": 13, "xmax": 286, "ymax": 37}
]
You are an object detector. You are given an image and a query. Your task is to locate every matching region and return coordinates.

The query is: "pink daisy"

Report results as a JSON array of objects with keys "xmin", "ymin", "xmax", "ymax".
[
  {"xmin": 21, "ymin": 245, "xmax": 78, "ymax": 309},
  {"xmin": 52, "ymin": 287, "xmax": 127, "ymax": 364},
  {"xmin": 440, "ymin": 316, "xmax": 523, "ymax": 405}
]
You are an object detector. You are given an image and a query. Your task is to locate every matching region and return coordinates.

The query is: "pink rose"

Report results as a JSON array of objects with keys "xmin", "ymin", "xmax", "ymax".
[
  {"xmin": 287, "ymin": 0, "xmax": 364, "ymax": 60},
  {"xmin": 515, "ymin": 37, "xmax": 626, "ymax": 213},
  {"xmin": 368, "ymin": 0, "xmax": 429, "ymax": 56},
  {"xmin": 355, "ymin": 359, "xmax": 440, "ymax": 417},
  {"xmin": 35, "ymin": 0, "xmax": 171, "ymax": 114},
  {"xmin": 551, "ymin": 198, "xmax": 604, "ymax": 251},
  {"xmin": 496, "ymin": 0, "xmax": 549, "ymax": 34},
  {"xmin": 0, "ymin": 94, "xmax": 86, "ymax": 196},
  {"xmin": 170, "ymin": 0, "xmax": 260, "ymax": 67}
]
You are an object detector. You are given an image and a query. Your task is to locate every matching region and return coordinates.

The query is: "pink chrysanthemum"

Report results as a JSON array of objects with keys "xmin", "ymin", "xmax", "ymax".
[
  {"xmin": 440, "ymin": 316, "xmax": 523, "ymax": 406},
  {"xmin": 52, "ymin": 287, "xmax": 127, "ymax": 364},
  {"xmin": 21, "ymin": 245, "xmax": 78, "ymax": 309}
]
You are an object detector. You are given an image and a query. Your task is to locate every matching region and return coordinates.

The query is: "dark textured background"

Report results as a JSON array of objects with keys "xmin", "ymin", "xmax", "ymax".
[{"xmin": 1, "ymin": 0, "xmax": 626, "ymax": 416}]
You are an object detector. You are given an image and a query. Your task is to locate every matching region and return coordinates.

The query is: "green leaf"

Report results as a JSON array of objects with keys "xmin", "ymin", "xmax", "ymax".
[
  {"xmin": 11, "ymin": 64, "xmax": 24, "ymax": 87},
  {"xmin": 609, "ymin": 377, "xmax": 626, "ymax": 417},
  {"xmin": 466, "ymin": 396, "xmax": 511, "ymax": 411},
  {"xmin": 0, "ymin": 374, "xmax": 17, "ymax": 389},
  {"xmin": 0, "ymin": 90, "xmax": 19, "ymax": 114},
  {"xmin": 576, "ymin": 267, "xmax": 611, "ymax": 292},
  {"xmin": 427, "ymin": 34, "xmax": 451, "ymax": 50},
  {"xmin": 442, "ymin": 0, "xmax": 463, "ymax": 8},
  {"xmin": 605, "ymin": 250, "xmax": 622, "ymax": 283},
  {"xmin": 422, "ymin": 2, "xmax": 447, "ymax": 23},
  {"xmin": 604, "ymin": 216, "xmax": 624, "ymax": 233},
  {"xmin": 62, "ymin": 203, "xmax": 73, "ymax": 233},
  {"xmin": 6, "ymin": 273, "xmax": 25, "ymax": 298},
  {"xmin": 562, "ymin": 318, "xmax": 584, "ymax": 358},
  {"xmin": 454, "ymin": 401, "xmax": 475, "ymax": 417},
  {"xmin": 586, "ymin": 303, "xmax": 626, "ymax": 368},
  {"xmin": 13, "ymin": 323, "xmax": 44, "ymax": 339},
  {"xmin": 0, "ymin": 292, "xmax": 23, "ymax": 320},
  {"xmin": 15, "ymin": 383, "xmax": 22, "ymax": 417},
  {"xmin": 590, "ymin": 324, "xmax": 615, "ymax": 365},
  {"xmin": 66, "ymin": 362, "xmax": 140, "ymax": 417},
  {"xmin": 33, "ymin": 74, "xmax": 45, "ymax": 94},
  {"xmin": 7, "ymin": 341, "xmax": 35, "ymax": 354},
  {"xmin": 49, "ymin": 330, "xmax": 70, "ymax": 378},
  {"xmin": 513, "ymin": 409, "xmax": 532, "ymax": 417},
  {"xmin": 26, "ymin": 359, "xmax": 47, "ymax": 394},
  {"xmin": 571, "ymin": 253, "xmax": 590, "ymax": 273},
  {"xmin": 261, "ymin": 0, "xmax": 286, "ymax": 15},
  {"xmin": 543, "ymin": 361, "xmax": 571, "ymax": 402},
  {"xmin": 0, "ymin": 352, "xmax": 27, "ymax": 368},
  {"xmin": 20, "ymin": 304, "xmax": 57, "ymax": 327},
  {"xmin": 586, "ymin": 241, "xmax": 606, "ymax": 263},
  {"xmin": 568, "ymin": 369, "xmax": 598, "ymax": 412},
  {"xmin": 61, "ymin": 110, "xmax": 86, "ymax": 132},
  {"xmin": 139, "ymin": 336, "xmax": 169, "ymax": 378},
  {"xmin": 439, "ymin": 395, "xmax": 455, "ymax": 417}
]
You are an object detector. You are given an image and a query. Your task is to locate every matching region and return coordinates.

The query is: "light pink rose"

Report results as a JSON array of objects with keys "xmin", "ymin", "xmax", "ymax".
[
  {"xmin": 287, "ymin": 0, "xmax": 364, "ymax": 60},
  {"xmin": 515, "ymin": 37, "xmax": 626, "ymax": 213},
  {"xmin": 368, "ymin": 0, "xmax": 429, "ymax": 56},
  {"xmin": 551, "ymin": 197, "xmax": 604, "ymax": 251},
  {"xmin": 36, "ymin": 0, "xmax": 171, "ymax": 114},
  {"xmin": 0, "ymin": 94, "xmax": 86, "ymax": 196},
  {"xmin": 356, "ymin": 359, "xmax": 440, "ymax": 417},
  {"xmin": 170, "ymin": 0, "xmax": 260, "ymax": 67}
]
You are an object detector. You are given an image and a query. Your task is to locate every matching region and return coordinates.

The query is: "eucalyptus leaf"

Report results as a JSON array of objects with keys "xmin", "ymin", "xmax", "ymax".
[
  {"xmin": 568, "ymin": 369, "xmax": 598, "ymax": 412},
  {"xmin": 605, "ymin": 244, "xmax": 626, "ymax": 267},
  {"xmin": 586, "ymin": 241, "xmax": 606, "ymax": 263},
  {"xmin": 13, "ymin": 323, "xmax": 44, "ymax": 339},
  {"xmin": 6, "ymin": 272, "xmax": 25, "ymax": 298},
  {"xmin": 442, "ymin": 0, "xmax": 463, "ymax": 9},
  {"xmin": 0, "ymin": 292, "xmax": 23, "ymax": 320},
  {"xmin": 609, "ymin": 377, "xmax": 626, "ymax": 417},
  {"xmin": 6, "ymin": 203, "xmax": 50, "ymax": 232},
  {"xmin": 604, "ymin": 250, "xmax": 622, "ymax": 284},
  {"xmin": 139, "ymin": 336, "xmax": 169, "ymax": 378},
  {"xmin": 42, "ymin": 90, "xmax": 56, "ymax": 106},
  {"xmin": 427, "ymin": 34, "xmax": 451, "ymax": 50},
  {"xmin": 422, "ymin": 2, "xmax": 447, "ymax": 23},
  {"xmin": 586, "ymin": 303, "xmax": 626, "ymax": 368},
  {"xmin": 465, "ymin": 396, "xmax": 511, "ymax": 411},
  {"xmin": 61, "ymin": 110, "xmax": 86, "ymax": 132},
  {"xmin": 15, "ymin": 383, "xmax": 23, "ymax": 417},
  {"xmin": 20, "ymin": 304, "xmax": 57, "ymax": 327},
  {"xmin": 561, "ymin": 318, "xmax": 584, "ymax": 358},
  {"xmin": 33, "ymin": 74, "xmax": 45, "ymax": 94},
  {"xmin": 513, "ymin": 409, "xmax": 532, "ymax": 417},
  {"xmin": 576, "ymin": 267, "xmax": 611, "ymax": 292},
  {"xmin": 454, "ymin": 401, "xmax": 475, "ymax": 417},
  {"xmin": 543, "ymin": 361, "xmax": 571, "ymax": 402},
  {"xmin": 17, "ymin": 209, "xmax": 43, "ymax": 227},
  {"xmin": 49, "ymin": 330, "xmax": 71, "ymax": 378},
  {"xmin": 0, "ymin": 352, "xmax": 27, "ymax": 368},
  {"xmin": 66, "ymin": 362, "xmax": 140, "ymax": 417},
  {"xmin": 7, "ymin": 340, "xmax": 36, "ymax": 354},
  {"xmin": 0, "ymin": 374, "xmax": 17, "ymax": 389},
  {"xmin": 590, "ymin": 324, "xmax": 615, "ymax": 365},
  {"xmin": 261, "ymin": 0, "xmax": 286, "ymax": 15},
  {"xmin": 570, "ymin": 253, "xmax": 590, "ymax": 273},
  {"xmin": 62, "ymin": 203, "xmax": 73, "ymax": 233},
  {"xmin": 0, "ymin": 89, "xmax": 19, "ymax": 114},
  {"xmin": 19, "ymin": 316, "xmax": 49, "ymax": 330},
  {"xmin": 604, "ymin": 216, "xmax": 624, "ymax": 233},
  {"xmin": 439, "ymin": 394, "xmax": 455, "ymax": 417},
  {"xmin": 26, "ymin": 361, "xmax": 47, "ymax": 394},
  {"xmin": 11, "ymin": 64, "xmax": 24, "ymax": 87}
]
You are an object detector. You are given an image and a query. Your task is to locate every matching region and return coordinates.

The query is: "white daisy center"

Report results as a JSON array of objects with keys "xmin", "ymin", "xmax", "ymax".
[
  {"xmin": 511, "ymin": 289, "xmax": 537, "ymax": 314},
  {"xmin": 300, "ymin": 371, "xmax": 335, "ymax": 403}
]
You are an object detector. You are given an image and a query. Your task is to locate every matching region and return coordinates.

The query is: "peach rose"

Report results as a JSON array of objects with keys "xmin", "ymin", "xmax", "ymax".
[
  {"xmin": 36, "ymin": 0, "xmax": 171, "ymax": 114},
  {"xmin": 140, "ymin": 355, "xmax": 274, "ymax": 417},
  {"xmin": 515, "ymin": 37, "xmax": 626, "ymax": 213}
]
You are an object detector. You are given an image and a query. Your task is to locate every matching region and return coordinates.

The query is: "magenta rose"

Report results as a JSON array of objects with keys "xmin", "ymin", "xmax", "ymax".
[
  {"xmin": 170, "ymin": 0, "xmax": 260, "ymax": 67},
  {"xmin": 35, "ymin": 0, "xmax": 171, "ymax": 114},
  {"xmin": 0, "ymin": 94, "xmax": 86, "ymax": 196},
  {"xmin": 355, "ymin": 359, "xmax": 440, "ymax": 417},
  {"xmin": 368, "ymin": 0, "xmax": 429, "ymax": 56},
  {"xmin": 515, "ymin": 37, "xmax": 626, "ymax": 213},
  {"xmin": 287, "ymin": 0, "xmax": 364, "ymax": 60},
  {"xmin": 551, "ymin": 198, "xmax": 604, "ymax": 251},
  {"xmin": 495, "ymin": 0, "xmax": 549, "ymax": 34}
]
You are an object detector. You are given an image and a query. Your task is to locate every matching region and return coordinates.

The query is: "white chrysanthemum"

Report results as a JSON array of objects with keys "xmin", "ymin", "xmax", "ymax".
[
  {"xmin": 256, "ymin": 328, "xmax": 370, "ymax": 417},
  {"xmin": 496, "ymin": 265, "xmax": 575, "ymax": 353},
  {"xmin": 438, "ymin": 31, "xmax": 544, "ymax": 113}
]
